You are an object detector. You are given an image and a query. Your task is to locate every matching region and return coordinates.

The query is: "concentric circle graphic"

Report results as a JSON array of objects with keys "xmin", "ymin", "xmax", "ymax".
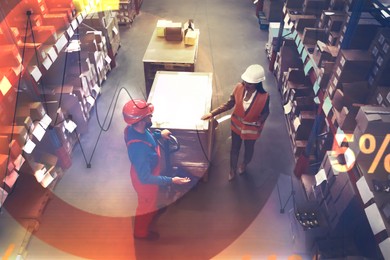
[{"xmin": 1, "ymin": 1, "xmax": 307, "ymax": 259}]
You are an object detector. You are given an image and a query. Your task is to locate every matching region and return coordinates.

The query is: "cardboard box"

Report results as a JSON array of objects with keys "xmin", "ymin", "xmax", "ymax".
[
  {"xmin": 263, "ymin": 0, "xmax": 284, "ymax": 22},
  {"xmin": 371, "ymin": 87, "xmax": 390, "ymax": 107},
  {"xmin": 313, "ymin": 41, "xmax": 338, "ymax": 67},
  {"xmin": 355, "ymin": 106, "xmax": 390, "ymax": 136},
  {"xmin": 184, "ymin": 30, "xmax": 197, "ymax": 45},
  {"xmin": 302, "ymin": 28, "xmax": 327, "ymax": 46},
  {"xmin": 292, "ymin": 96, "xmax": 316, "ymax": 115},
  {"xmin": 331, "ymin": 89, "xmax": 344, "ymax": 112},
  {"xmin": 349, "ymin": 124, "xmax": 388, "ymax": 163},
  {"xmin": 326, "ymin": 14, "xmax": 345, "ymax": 33},
  {"xmin": 344, "ymin": 15, "xmax": 381, "ymax": 50},
  {"xmin": 303, "ymin": 0, "xmax": 327, "ymax": 16},
  {"xmin": 25, "ymin": 0, "xmax": 49, "ymax": 16},
  {"xmin": 165, "ymin": 23, "xmax": 183, "ymax": 41},
  {"xmin": 156, "ymin": 20, "xmax": 172, "ymax": 37},
  {"xmin": 0, "ymin": 126, "xmax": 28, "ymax": 147},
  {"xmin": 319, "ymin": 10, "xmax": 345, "ymax": 29},
  {"xmin": 45, "ymin": 0, "xmax": 75, "ymax": 10},
  {"xmin": 335, "ymin": 50, "xmax": 374, "ymax": 83},
  {"xmin": 328, "ymin": 31, "xmax": 340, "ymax": 46},
  {"xmin": 0, "ymin": 45, "xmax": 22, "ymax": 67},
  {"xmin": 0, "ymin": 154, "xmax": 7, "ymax": 181},
  {"xmin": 294, "ymin": 112, "xmax": 315, "ymax": 140},
  {"xmin": 42, "ymin": 13, "xmax": 70, "ymax": 30},
  {"xmin": 285, "ymin": 0, "xmax": 304, "ymax": 9},
  {"xmin": 32, "ymin": 26, "xmax": 57, "ymax": 44},
  {"xmin": 49, "ymin": 7, "xmax": 74, "ymax": 21},
  {"xmin": 295, "ymin": 17, "xmax": 317, "ymax": 33},
  {"xmin": 341, "ymin": 81, "xmax": 370, "ymax": 107}
]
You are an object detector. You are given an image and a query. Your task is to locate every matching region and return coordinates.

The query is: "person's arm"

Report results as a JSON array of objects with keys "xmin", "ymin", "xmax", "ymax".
[
  {"xmin": 259, "ymin": 95, "xmax": 270, "ymax": 124},
  {"xmin": 128, "ymin": 142, "xmax": 190, "ymax": 185},
  {"xmin": 128, "ymin": 142, "xmax": 172, "ymax": 185},
  {"xmin": 152, "ymin": 129, "xmax": 171, "ymax": 140},
  {"xmin": 201, "ymin": 92, "xmax": 236, "ymax": 120}
]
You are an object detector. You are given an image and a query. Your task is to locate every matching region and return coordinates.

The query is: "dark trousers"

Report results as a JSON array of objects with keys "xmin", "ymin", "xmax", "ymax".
[{"xmin": 230, "ymin": 131, "xmax": 257, "ymax": 171}]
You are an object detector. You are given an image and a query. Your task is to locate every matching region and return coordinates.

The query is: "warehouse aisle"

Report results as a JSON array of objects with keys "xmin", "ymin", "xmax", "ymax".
[{"xmin": 24, "ymin": 0, "xmax": 308, "ymax": 259}]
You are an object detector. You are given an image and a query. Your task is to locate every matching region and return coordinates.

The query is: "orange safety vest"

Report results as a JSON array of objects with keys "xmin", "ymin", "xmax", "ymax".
[{"xmin": 231, "ymin": 83, "xmax": 269, "ymax": 140}]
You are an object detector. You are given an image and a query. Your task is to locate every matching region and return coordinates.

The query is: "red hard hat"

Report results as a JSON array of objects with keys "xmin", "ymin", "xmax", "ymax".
[{"xmin": 122, "ymin": 99, "xmax": 154, "ymax": 125}]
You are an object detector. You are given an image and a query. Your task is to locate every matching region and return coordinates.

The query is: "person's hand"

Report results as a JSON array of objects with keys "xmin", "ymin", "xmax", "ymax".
[
  {"xmin": 161, "ymin": 129, "xmax": 171, "ymax": 140},
  {"xmin": 172, "ymin": 177, "xmax": 191, "ymax": 184},
  {"xmin": 201, "ymin": 113, "xmax": 213, "ymax": 120}
]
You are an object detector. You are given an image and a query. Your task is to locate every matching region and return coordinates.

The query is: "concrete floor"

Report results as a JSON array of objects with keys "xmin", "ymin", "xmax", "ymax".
[{"xmin": 1, "ymin": 0, "xmax": 314, "ymax": 259}]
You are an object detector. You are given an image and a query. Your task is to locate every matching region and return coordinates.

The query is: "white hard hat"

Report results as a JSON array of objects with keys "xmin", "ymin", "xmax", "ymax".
[{"xmin": 241, "ymin": 64, "xmax": 266, "ymax": 84}]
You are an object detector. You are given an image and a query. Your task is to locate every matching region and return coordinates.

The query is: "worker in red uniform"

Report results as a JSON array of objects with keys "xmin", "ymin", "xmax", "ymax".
[
  {"xmin": 201, "ymin": 64, "xmax": 270, "ymax": 181},
  {"xmin": 123, "ymin": 99, "xmax": 190, "ymax": 240}
]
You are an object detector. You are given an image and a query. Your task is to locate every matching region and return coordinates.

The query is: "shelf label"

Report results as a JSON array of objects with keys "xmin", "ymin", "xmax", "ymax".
[
  {"xmin": 322, "ymin": 95, "xmax": 332, "ymax": 116},
  {"xmin": 0, "ymin": 76, "xmax": 12, "ymax": 96},
  {"xmin": 313, "ymin": 80, "xmax": 320, "ymax": 95},
  {"xmin": 42, "ymin": 57, "xmax": 53, "ymax": 70},
  {"xmin": 67, "ymin": 27, "xmax": 74, "ymax": 38},
  {"xmin": 47, "ymin": 47, "xmax": 58, "ymax": 62},
  {"xmin": 29, "ymin": 66, "xmax": 42, "ymax": 82},
  {"xmin": 301, "ymin": 48, "xmax": 308, "ymax": 62},
  {"xmin": 383, "ymin": 43, "xmax": 389, "ymax": 54},
  {"xmin": 77, "ymin": 14, "xmax": 84, "ymax": 24},
  {"xmin": 304, "ymin": 59, "xmax": 313, "ymax": 75},
  {"xmin": 55, "ymin": 34, "xmax": 68, "ymax": 53},
  {"xmin": 71, "ymin": 19, "xmax": 78, "ymax": 30}
]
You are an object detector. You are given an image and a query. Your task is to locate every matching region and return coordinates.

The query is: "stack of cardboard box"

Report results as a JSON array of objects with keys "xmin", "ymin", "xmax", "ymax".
[
  {"xmin": 117, "ymin": 0, "xmax": 137, "ymax": 26},
  {"xmin": 82, "ymin": 11, "xmax": 121, "ymax": 67},
  {"xmin": 368, "ymin": 28, "xmax": 390, "ymax": 91}
]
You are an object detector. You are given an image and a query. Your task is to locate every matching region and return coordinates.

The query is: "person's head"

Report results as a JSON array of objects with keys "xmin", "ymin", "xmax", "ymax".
[
  {"xmin": 122, "ymin": 99, "xmax": 154, "ymax": 130},
  {"xmin": 241, "ymin": 64, "xmax": 266, "ymax": 93}
]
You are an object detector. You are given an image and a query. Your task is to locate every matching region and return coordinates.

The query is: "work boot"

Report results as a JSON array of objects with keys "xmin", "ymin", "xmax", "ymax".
[
  {"xmin": 237, "ymin": 164, "xmax": 247, "ymax": 175},
  {"xmin": 229, "ymin": 169, "xmax": 236, "ymax": 181}
]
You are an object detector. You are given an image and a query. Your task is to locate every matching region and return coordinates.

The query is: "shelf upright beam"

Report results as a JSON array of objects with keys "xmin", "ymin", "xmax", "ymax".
[
  {"xmin": 269, "ymin": 6, "xmax": 286, "ymax": 71},
  {"xmin": 340, "ymin": 0, "xmax": 364, "ymax": 49}
]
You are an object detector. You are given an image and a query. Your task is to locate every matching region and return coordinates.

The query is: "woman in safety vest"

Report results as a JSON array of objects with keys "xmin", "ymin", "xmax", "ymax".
[
  {"xmin": 201, "ymin": 64, "xmax": 270, "ymax": 181},
  {"xmin": 123, "ymin": 99, "xmax": 190, "ymax": 240}
]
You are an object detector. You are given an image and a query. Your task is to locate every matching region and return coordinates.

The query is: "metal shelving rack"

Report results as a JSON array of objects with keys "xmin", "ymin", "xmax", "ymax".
[{"xmin": 272, "ymin": 0, "xmax": 390, "ymax": 258}]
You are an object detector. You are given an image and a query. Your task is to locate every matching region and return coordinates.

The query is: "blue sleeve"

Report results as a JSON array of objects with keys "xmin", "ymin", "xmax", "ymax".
[
  {"xmin": 127, "ymin": 142, "xmax": 172, "ymax": 186},
  {"xmin": 152, "ymin": 130, "xmax": 162, "ymax": 139}
]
